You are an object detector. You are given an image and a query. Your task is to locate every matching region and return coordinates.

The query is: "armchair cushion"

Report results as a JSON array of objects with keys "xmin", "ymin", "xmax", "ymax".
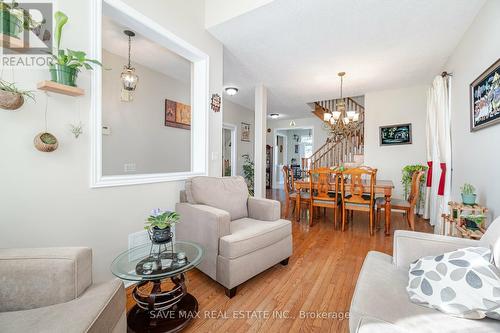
[
  {"xmin": 185, "ymin": 176, "xmax": 249, "ymax": 221},
  {"xmin": 0, "ymin": 247, "xmax": 92, "ymax": 312},
  {"xmin": 248, "ymin": 197, "xmax": 280, "ymax": 221},
  {"xmin": 219, "ymin": 218, "xmax": 291, "ymax": 259},
  {"xmin": 393, "ymin": 230, "xmax": 480, "ymax": 270}
]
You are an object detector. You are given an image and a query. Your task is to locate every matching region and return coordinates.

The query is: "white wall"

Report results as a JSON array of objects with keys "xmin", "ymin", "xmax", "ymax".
[
  {"xmin": 0, "ymin": 0, "xmax": 223, "ymax": 282},
  {"xmin": 102, "ymin": 51, "xmax": 191, "ymax": 175},
  {"xmin": 223, "ymin": 100, "xmax": 254, "ymax": 175},
  {"xmin": 443, "ymin": 0, "xmax": 500, "ymax": 217},
  {"xmin": 364, "ymin": 85, "xmax": 428, "ymax": 197}
]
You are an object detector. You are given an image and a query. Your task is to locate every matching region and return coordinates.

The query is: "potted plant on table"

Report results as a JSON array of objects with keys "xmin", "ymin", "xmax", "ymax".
[
  {"xmin": 144, "ymin": 209, "xmax": 180, "ymax": 244},
  {"xmin": 0, "ymin": 79, "xmax": 35, "ymax": 110},
  {"xmin": 461, "ymin": 183, "xmax": 476, "ymax": 205},
  {"xmin": 49, "ymin": 11, "xmax": 101, "ymax": 87}
]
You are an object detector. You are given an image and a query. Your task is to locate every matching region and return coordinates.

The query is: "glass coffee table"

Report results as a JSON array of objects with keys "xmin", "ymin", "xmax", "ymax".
[{"xmin": 111, "ymin": 240, "xmax": 203, "ymax": 333}]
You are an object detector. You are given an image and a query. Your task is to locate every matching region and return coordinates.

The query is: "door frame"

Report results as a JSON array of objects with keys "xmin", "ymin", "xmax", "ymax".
[
  {"xmin": 274, "ymin": 133, "xmax": 287, "ymax": 189},
  {"xmin": 222, "ymin": 123, "xmax": 237, "ymax": 176}
]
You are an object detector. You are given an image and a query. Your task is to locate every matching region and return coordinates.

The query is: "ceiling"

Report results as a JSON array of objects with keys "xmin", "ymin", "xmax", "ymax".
[
  {"xmin": 210, "ymin": 0, "xmax": 486, "ymax": 119},
  {"xmin": 102, "ymin": 16, "xmax": 191, "ymax": 83}
]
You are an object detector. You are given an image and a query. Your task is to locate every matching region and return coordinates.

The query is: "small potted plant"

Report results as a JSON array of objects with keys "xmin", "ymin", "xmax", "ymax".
[
  {"xmin": 462, "ymin": 214, "xmax": 485, "ymax": 231},
  {"xmin": 144, "ymin": 209, "xmax": 180, "ymax": 244},
  {"xmin": 461, "ymin": 183, "xmax": 476, "ymax": 205},
  {"xmin": 33, "ymin": 132, "xmax": 58, "ymax": 152},
  {"xmin": 1, "ymin": 1, "xmax": 43, "ymax": 39},
  {"xmin": 0, "ymin": 79, "xmax": 35, "ymax": 110},
  {"xmin": 49, "ymin": 11, "xmax": 101, "ymax": 87}
]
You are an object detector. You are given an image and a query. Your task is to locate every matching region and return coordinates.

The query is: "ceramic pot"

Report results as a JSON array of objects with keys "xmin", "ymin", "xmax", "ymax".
[
  {"xmin": 0, "ymin": 11, "xmax": 23, "ymax": 38},
  {"xmin": 49, "ymin": 64, "xmax": 78, "ymax": 87},
  {"xmin": 461, "ymin": 193, "xmax": 476, "ymax": 205},
  {"xmin": 150, "ymin": 226, "xmax": 172, "ymax": 244}
]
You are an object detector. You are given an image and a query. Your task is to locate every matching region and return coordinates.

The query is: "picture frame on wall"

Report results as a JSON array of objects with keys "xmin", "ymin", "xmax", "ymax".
[
  {"xmin": 379, "ymin": 123, "xmax": 412, "ymax": 146},
  {"xmin": 470, "ymin": 58, "xmax": 500, "ymax": 132},
  {"xmin": 241, "ymin": 122, "xmax": 251, "ymax": 142},
  {"xmin": 165, "ymin": 99, "xmax": 191, "ymax": 130}
]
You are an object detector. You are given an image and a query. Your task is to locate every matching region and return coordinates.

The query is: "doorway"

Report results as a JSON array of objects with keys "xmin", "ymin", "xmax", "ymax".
[{"xmin": 222, "ymin": 124, "xmax": 237, "ymax": 176}]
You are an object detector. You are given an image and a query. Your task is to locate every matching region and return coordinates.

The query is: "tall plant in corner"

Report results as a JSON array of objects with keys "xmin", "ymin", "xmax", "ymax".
[
  {"xmin": 49, "ymin": 11, "xmax": 101, "ymax": 87},
  {"xmin": 242, "ymin": 154, "xmax": 255, "ymax": 196}
]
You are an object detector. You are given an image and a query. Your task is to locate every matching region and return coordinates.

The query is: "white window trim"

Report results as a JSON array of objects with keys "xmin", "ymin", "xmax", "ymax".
[{"xmin": 90, "ymin": 0, "xmax": 209, "ymax": 188}]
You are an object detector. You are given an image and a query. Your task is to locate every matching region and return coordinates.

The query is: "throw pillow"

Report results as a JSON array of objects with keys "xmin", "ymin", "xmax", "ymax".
[{"xmin": 407, "ymin": 247, "xmax": 500, "ymax": 320}]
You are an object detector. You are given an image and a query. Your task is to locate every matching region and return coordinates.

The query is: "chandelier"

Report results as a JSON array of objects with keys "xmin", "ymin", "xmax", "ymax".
[
  {"xmin": 121, "ymin": 30, "xmax": 139, "ymax": 92},
  {"xmin": 322, "ymin": 72, "xmax": 360, "ymax": 142}
]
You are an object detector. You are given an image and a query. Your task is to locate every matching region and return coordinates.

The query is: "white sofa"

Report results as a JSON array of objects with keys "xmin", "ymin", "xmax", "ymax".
[
  {"xmin": 0, "ymin": 247, "xmax": 126, "ymax": 333},
  {"xmin": 176, "ymin": 176, "xmax": 292, "ymax": 297},
  {"xmin": 350, "ymin": 217, "xmax": 500, "ymax": 332}
]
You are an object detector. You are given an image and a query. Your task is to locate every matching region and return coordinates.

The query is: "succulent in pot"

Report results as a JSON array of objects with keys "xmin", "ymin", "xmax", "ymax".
[
  {"xmin": 144, "ymin": 209, "xmax": 180, "ymax": 244},
  {"xmin": 0, "ymin": 79, "xmax": 35, "ymax": 110},
  {"xmin": 34, "ymin": 132, "xmax": 58, "ymax": 152},
  {"xmin": 49, "ymin": 11, "xmax": 101, "ymax": 87},
  {"xmin": 460, "ymin": 183, "xmax": 476, "ymax": 205}
]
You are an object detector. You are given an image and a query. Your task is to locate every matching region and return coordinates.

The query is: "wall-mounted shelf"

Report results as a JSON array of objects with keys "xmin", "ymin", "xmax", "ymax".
[
  {"xmin": 37, "ymin": 81, "xmax": 85, "ymax": 97},
  {"xmin": 0, "ymin": 34, "xmax": 24, "ymax": 49}
]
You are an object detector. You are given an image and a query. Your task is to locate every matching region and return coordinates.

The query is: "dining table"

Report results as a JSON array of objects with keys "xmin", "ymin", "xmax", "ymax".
[{"xmin": 294, "ymin": 177, "xmax": 395, "ymax": 235}]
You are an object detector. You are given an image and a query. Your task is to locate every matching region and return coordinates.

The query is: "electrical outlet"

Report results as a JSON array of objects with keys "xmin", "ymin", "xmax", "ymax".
[{"xmin": 124, "ymin": 163, "xmax": 136, "ymax": 173}]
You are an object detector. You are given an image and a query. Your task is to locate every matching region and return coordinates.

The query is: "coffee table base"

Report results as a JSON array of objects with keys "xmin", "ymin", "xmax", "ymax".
[{"xmin": 127, "ymin": 293, "xmax": 198, "ymax": 333}]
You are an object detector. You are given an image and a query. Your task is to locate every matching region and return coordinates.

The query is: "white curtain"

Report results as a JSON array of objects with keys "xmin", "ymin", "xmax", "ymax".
[{"xmin": 424, "ymin": 75, "xmax": 452, "ymax": 234}]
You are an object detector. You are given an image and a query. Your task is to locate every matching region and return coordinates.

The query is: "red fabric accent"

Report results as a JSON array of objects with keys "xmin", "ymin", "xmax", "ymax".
[
  {"xmin": 438, "ymin": 163, "xmax": 446, "ymax": 196},
  {"xmin": 426, "ymin": 161, "xmax": 433, "ymax": 187}
]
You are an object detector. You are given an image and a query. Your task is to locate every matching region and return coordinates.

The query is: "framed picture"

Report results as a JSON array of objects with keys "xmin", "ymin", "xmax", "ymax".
[
  {"xmin": 165, "ymin": 99, "xmax": 191, "ymax": 130},
  {"xmin": 470, "ymin": 58, "xmax": 500, "ymax": 132},
  {"xmin": 241, "ymin": 122, "xmax": 251, "ymax": 142},
  {"xmin": 379, "ymin": 123, "xmax": 412, "ymax": 146}
]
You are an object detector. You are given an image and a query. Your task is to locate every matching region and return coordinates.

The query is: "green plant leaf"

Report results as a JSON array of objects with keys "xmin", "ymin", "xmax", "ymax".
[{"xmin": 54, "ymin": 11, "xmax": 68, "ymax": 51}]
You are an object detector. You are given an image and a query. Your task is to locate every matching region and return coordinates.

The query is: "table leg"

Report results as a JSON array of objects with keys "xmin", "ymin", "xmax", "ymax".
[
  {"xmin": 384, "ymin": 194, "xmax": 391, "ymax": 236},
  {"xmin": 296, "ymin": 192, "xmax": 301, "ymax": 222}
]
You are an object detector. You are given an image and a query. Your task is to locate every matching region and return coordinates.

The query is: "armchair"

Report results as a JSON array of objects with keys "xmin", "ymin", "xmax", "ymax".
[
  {"xmin": 349, "ymin": 217, "xmax": 500, "ymax": 332},
  {"xmin": 176, "ymin": 176, "xmax": 292, "ymax": 298},
  {"xmin": 0, "ymin": 247, "xmax": 126, "ymax": 333}
]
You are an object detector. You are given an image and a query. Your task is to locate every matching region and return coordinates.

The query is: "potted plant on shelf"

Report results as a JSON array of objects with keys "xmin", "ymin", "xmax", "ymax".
[
  {"xmin": 461, "ymin": 183, "xmax": 476, "ymax": 205},
  {"xmin": 1, "ymin": 1, "xmax": 43, "ymax": 39},
  {"xmin": 0, "ymin": 79, "xmax": 35, "ymax": 110},
  {"xmin": 462, "ymin": 214, "xmax": 485, "ymax": 231},
  {"xmin": 49, "ymin": 11, "xmax": 101, "ymax": 87},
  {"xmin": 144, "ymin": 209, "xmax": 180, "ymax": 244}
]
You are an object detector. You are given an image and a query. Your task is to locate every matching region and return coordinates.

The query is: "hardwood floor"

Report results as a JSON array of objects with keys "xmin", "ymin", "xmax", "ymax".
[{"xmin": 126, "ymin": 189, "xmax": 433, "ymax": 332}]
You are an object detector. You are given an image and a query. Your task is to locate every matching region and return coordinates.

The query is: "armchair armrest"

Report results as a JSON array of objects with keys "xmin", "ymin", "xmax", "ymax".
[
  {"xmin": 0, "ymin": 247, "xmax": 92, "ymax": 312},
  {"xmin": 393, "ymin": 230, "xmax": 480, "ymax": 270},
  {"xmin": 175, "ymin": 203, "xmax": 231, "ymax": 280},
  {"xmin": 248, "ymin": 197, "xmax": 280, "ymax": 221}
]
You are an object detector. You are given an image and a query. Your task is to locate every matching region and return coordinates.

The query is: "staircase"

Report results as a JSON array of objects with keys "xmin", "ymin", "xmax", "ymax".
[{"xmin": 302, "ymin": 97, "xmax": 365, "ymax": 170}]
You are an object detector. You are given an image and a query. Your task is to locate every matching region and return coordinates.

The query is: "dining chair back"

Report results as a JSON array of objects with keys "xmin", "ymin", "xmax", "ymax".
[
  {"xmin": 341, "ymin": 167, "xmax": 377, "ymax": 235},
  {"xmin": 408, "ymin": 171, "xmax": 425, "ymax": 208},
  {"xmin": 308, "ymin": 167, "xmax": 341, "ymax": 227}
]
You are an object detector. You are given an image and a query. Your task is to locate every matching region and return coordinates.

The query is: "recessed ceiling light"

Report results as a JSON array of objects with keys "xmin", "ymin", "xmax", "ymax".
[
  {"xmin": 225, "ymin": 87, "xmax": 239, "ymax": 96},
  {"xmin": 269, "ymin": 113, "xmax": 280, "ymax": 119}
]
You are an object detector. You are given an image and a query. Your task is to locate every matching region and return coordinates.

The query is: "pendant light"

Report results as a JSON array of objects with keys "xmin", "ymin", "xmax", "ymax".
[{"xmin": 121, "ymin": 30, "xmax": 138, "ymax": 91}]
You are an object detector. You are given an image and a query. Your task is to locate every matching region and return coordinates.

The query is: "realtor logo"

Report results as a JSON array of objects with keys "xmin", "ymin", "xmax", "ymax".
[{"xmin": 1, "ymin": 1, "xmax": 53, "ymax": 60}]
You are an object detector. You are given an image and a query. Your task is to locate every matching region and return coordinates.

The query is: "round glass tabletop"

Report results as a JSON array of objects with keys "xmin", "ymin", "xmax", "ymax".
[{"xmin": 111, "ymin": 240, "xmax": 203, "ymax": 281}]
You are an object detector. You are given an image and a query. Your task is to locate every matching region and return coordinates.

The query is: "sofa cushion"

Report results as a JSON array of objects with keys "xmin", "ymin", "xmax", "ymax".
[
  {"xmin": 219, "ymin": 218, "xmax": 291, "ymax": 259},
  {"xmin": 185, "ymin": 176, "xmax": 249, "ymax": 221},
  {"xmin": 349, "ymin": 251, "xmax": 500, "ymax": 333}
]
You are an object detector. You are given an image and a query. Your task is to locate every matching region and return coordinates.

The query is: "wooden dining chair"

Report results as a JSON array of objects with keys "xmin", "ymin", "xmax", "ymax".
[
  {"xmin": 308, "ymin": 168, "xmax": 341, "ymax": 227},
  {"xmin": 376, "ymin": 170, "xmax": 425, "ymax": 231},
  {"xmin": 341, "ymin": 167, "xmax": 377, "ymax": 235},
  {"xmin": 282, "ymin": 166, "xmax": 310, "ymax": 220}
]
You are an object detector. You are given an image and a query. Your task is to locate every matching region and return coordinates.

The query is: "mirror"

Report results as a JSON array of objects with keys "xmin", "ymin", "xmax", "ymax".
[
  {"xmin": 101, "ymin": 16, "xmax": 191, "ymax": 175},
  {"xmin": 90, "ymin": 0, "xmax": 209, "ymax": 187}
]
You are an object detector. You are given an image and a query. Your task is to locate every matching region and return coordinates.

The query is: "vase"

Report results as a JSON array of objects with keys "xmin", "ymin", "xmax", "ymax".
[
  {"xmin": 49, "ymin": 64, "xmax": 78, "ymax": 87},
  {"xmin": 461, "ymin": 193, "xmax": 476, "ymax": 205},
  {"xmin": 1, "ymin": 11, "xmax": 23, "ymax": 38},
  {"xmin": 150, "ymin": 226, "xmax": 172, "ymax": 244}
]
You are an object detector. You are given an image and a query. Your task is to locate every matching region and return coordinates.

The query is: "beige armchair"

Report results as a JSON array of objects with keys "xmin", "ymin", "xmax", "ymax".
[
  {"xmin": 0, "ymin": 247, "xmax": 126, "ymax": 333},
  {"xmin": 350, "ymin": 217, "xmax": 500, "ymax": 332},
  {"xmin": 176, "ymin": 176, "xmax": 292, "ymax": 297}
]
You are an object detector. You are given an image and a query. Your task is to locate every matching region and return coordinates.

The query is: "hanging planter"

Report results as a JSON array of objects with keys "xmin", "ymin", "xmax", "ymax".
[
  {"xmin": 0, "ymin": 80, "xmax": 35, "ymax": 111},
  {"xmin": 34, "ymin": 132, "xmax": 58, "ymax": 152}
]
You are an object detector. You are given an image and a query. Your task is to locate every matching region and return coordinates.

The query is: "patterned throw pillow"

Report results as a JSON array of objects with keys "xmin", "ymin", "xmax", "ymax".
[{"xmin": 407, "ymin": 247, "xmax": 500, "ymax": 320}]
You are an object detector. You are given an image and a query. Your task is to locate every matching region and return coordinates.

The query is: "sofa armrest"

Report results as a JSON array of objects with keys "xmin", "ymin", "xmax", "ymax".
[
  {"xmin": 175, "ymin": 203, "xmax": 231, "ymax": 280},
  {"xmin": 0, "ymin": 247, "xmax": 92, "ymax": 312},
  {"xmin": 393, "ymin": 230, "xmax": 480, "ymax": 269},
  {"xmin": 248, "ymin": 197, "xmax": 280, "ymax": 221}
]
